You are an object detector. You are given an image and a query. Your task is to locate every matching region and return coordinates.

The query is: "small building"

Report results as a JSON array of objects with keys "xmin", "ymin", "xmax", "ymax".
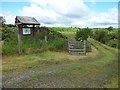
[{"xmin": 15, "ymin": 16, "xmax": 40, "ymax": 36}]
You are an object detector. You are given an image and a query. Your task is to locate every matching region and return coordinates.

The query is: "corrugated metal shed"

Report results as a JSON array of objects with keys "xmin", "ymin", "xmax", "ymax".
[{"xmin": 15, "ymin": 16, "xmax": 40, "ymax": 25}]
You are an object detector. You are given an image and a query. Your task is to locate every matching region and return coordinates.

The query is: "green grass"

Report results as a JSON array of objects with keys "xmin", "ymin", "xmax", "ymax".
[
  {"xmin": 103, "ymin": 76, "xmax": 118, "ymax": 88},
  {"xmin": 2, "ymin": 37, "xmax": 67, "ymax": 55},
  {"xmin": 3, "ymin": 50, "xmax": 94, "ymax": 76},
  {"xmin": 2, "ymin": 30, "xmax": 118, "ymax": 88},
  {"xmin": 3, "ymin": 39, "xmax": 118, "ymax": 88}
]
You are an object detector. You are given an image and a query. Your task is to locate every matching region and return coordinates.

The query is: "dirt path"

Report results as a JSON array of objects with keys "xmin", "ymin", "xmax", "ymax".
[{"xmin": 2, "ymin": 39, "xmax": 118, "ymax": 88}]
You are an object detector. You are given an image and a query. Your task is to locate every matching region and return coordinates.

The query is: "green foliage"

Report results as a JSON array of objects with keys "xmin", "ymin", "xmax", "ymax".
[
  {"xmin": 93, "ymin": 29, "xmax": 108, "ymax": 44},
  {"xmin": 91, "ymin": 29, "xmax": 118, "ymax": 48},
  {"xmin": 2, "ymin": 25, "xmax": 67, "ymax": 55},
  {"xmin": 2, "ymin": 42, "xmax": 18, "ymax": 55},
  {"xmin": 48, "ymin": 31, "xmax": 67, "ymax": 40},
  {"xmin": 107, "ymin": 26, "xmax": 113, "ymax": 31},
  {"xmin": 2, "ymin": 25, "xmax": 118, "ymax": 55},
  {"xmin": 75, "ymin": 28, "xmax": 92, "ymax": 41},
  {"xmin": 106, "ymin": 39, "xmax": 118, "ymax": 48},
  {"xmin": 108, "ymin": 30, "xmax": 118, "ymax": 40},
  {"xmin": 6, "ymin": 24, "xmax": 16, "ymax": 27},
  {"xmin": 34, "ymin": 27, "xmax": 67, "ymax": 40},
  {"xmin": 1, "ymin": 24, "xmax": 17, "ymax": 41},
  {"xmin": 2, "ymin": 37, "xmax": 66, "ymax": 55}
]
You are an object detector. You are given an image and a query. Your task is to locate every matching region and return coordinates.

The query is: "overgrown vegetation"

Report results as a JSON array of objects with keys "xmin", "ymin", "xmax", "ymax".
[
  {"xmin": 75, "ymin": 27, "xmax": 118, "ymax": 49},
  {"xmin": 1, "ymin": 24, "xmax": 118, "ymax": 55},
  {"xmin": 75, "ymin": 28, "xmax": 92, "ymax": 41},
  {"xmin": 2, "ymin": 24, "xmax": 67, "ymax": 55},
  {"xmin": 2, "ymin": 23, "xmax": 118, "ymax": 88},
  {"xmin": 91, "ymin": 27, "xmax": 118, "ymax": 48}
]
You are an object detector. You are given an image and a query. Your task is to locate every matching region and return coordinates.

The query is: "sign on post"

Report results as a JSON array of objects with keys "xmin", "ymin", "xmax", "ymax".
[
  {"xmin": 15, "ymin": 16, "xmax": 40, "ymax": 55},
  {"xmin": 23, "ymin": 28, "xmax": 31, "ymax": 35}
]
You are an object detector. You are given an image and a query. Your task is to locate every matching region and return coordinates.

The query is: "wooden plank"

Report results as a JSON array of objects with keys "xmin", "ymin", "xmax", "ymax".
[
  {"xmin": 44, "ymin": 35, "xmax": 47, "ymax": 42},
  {"xmin": 69, "ymin": 51, "xmax": 86, "ymax": 54},
  {"xmin": 68, "ymin": 40, "xmax": 87, "ymax": 54},
  {"xmin": 69, "ymin": 49, "xmax": 85, "ymax": 51},
  {"xmin": 83, "ymin": 40, "xmax": 86, "ymax": 54}
]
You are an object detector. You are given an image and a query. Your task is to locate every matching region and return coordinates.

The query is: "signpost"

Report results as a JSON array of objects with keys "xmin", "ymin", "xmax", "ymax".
[
  {"xmin": 15, "ymin": 16, "xmax": 40, "ymax": 55},
  {"xmin": 18, "ymin": 27, "xmax": 22, "ymax": 54}
]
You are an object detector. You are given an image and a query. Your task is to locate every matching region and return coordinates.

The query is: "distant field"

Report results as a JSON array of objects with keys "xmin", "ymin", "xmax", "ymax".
[{"xmin": 48, "ymin": 27, "xmax": 79, "ymax": 32}]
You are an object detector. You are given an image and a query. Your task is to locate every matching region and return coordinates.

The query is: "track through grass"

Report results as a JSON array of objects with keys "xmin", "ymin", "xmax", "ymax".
[{"xmin": 2, "ymin": 38, "xmax": 118, "ymax": 88}]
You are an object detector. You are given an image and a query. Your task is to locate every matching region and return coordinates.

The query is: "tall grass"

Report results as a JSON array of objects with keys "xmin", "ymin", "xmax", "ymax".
[
  {"xmin": 2, "ymin": 25, "xmax": 68, "ymax": 55},
  {"xmin": 2, "ymin": 36, "xmax": 67, "ymax": 55},
  {"xmin": 48, "ymin": 38, "xmax": 67, "ymax": 51}
]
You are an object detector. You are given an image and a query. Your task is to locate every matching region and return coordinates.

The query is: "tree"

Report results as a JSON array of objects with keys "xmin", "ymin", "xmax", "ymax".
[
  {"xmin": 108, "ymin": 31, "xmax": 118, "ymax": 40},
  {"xmin": 94, "ymin": 29, "xmax": 108, "ymax": 44},
  {"xmin": 75, "ymin": 28, "xmax": 92, "ymax": 41},
  {"xmin": 107, "ymin": 26, "xmax": 113, "ymax": 31}
]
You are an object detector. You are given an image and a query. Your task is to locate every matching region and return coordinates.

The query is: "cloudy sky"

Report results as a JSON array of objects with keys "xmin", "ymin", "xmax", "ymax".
[{"xmin": 1, "ymin": 0, "xmax": 119, "ymax": 28}]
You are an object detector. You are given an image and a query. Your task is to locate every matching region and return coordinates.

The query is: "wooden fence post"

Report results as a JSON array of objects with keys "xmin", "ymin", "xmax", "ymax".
[
  {"xmin": 44, "ymin": 35, "xmax": 47, "ymax": 42},
  {"xmin": 18, "ymin": 26, "xmax": 22, "ymax": 55},
  {"xmin": 68, "ymin": 40, "xmax": 70, "ymax": 53},
  {"xmin": 83, "ymin": 40, "xmax": 86, "ymax": 54}
]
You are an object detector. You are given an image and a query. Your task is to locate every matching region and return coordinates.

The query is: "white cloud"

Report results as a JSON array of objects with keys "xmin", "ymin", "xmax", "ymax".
[
  {"xmin": 22, "ymin": 4, "xmax": 62, "ymax": 24},
  {"xmin": 21, "ymin": 0, "xmax": 90, "ymax": 27},
  {"xmin": 3, "ymin": 0, "xmax": 118, "ymax": 28},
  {"xmin": 28, "ymin": 0, "xmax": 90, "ymax": 17},
  {"xmin": 4, "ymin": 14, "xmax": 15, "ymax": 24},
  {"xmin": 20, "ymin": 0, "xmax": 118, "ymax": 28},
  {"xmin": 89, "ymin": 7, "xmax": 118, "ymax": 23},
  {"xmin": 69, "ymin": 7, "xmax": 118, "ymax": 28}
]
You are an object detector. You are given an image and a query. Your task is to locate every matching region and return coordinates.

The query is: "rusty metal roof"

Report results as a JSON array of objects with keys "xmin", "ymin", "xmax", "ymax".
[{"xmin": 15, "ymin": 16, "xmax": 40, "ymax": 25}]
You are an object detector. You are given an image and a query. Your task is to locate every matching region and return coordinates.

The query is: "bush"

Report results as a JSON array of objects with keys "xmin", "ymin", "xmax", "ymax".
[
  {"xmin": 35, "ymin": 27, "xmax": 67, "ymax": 41},
  {"xmin": 106, "ymin": 39, "xmax": 118, "ymax": 48},
  {"xmin": 75, "ymin": 28, "xmax": 92, "ymax": 41},
  {"xmin": 48, "ymin": 30, "xmax": 67, "ymax": 40},
  {"xmin": 92, "ymin": 29, "xmax": 118, "ymax": 48},
  {"xmin": 1, "ymin": 24, "xmax": 17, "ymax": 41},
  {"xmin": 108, "ymin": 31, "xmax": 118, "ymax": 40},
  {"xmin": 107, "ymin": 26, "xmax": 113, "ymax": 31},
  {"xmin": 93, "ymin": 29, "xmax": 108, "ymax": 44}
]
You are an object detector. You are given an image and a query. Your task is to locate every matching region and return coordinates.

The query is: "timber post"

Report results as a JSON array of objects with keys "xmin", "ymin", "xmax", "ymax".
[
  {"xmin": 15, "ymin": 16, "xmax": 40, "ymax": 55},
  {"xmin": 17, "ymin": 25, "xmax": 22, "ymax": 55},
  {"xmin": 83, "ymin": 40, "xmax": 86, "ymax": 54}
]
